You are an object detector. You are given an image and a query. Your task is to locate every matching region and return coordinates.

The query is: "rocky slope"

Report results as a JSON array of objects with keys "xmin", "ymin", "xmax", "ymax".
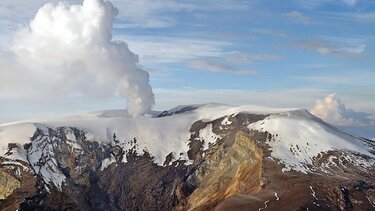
[{"xmin": 0, "ymin": 104, "xmax": 374, "ymax": 210}]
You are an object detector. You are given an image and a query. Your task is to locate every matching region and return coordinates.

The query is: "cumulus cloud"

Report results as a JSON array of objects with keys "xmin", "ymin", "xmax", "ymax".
[
  {"xmin": 0, "ymin": 0, "xmax": 154, "ymax": 117},
  {"xmin": 310, "ymin": 93, "xmax": 373, "ymax": 126}
]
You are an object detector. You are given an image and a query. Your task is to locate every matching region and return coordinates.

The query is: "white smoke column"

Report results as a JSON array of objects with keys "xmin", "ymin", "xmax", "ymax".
[{"xmin": 12, "ymin": 0, "xmax": 154, "ymax": 117}]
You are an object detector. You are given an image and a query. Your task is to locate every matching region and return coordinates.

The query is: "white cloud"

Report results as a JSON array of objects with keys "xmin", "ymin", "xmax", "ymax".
[
  {"xmin": 223, "ymin": 52, "xmax": 281, "ymax": 65},
  {"xmin": 342, "ymin": 0, "xmax": 358, "ymax": 6},
  {"xmin": 301, "ymin": 76, "xmax": 353, "ymax": 84},
  {"xmin": 111, "ymin": 0, "xmax": 196, "ymax": 28},
  {"xmin": 285, "ymin": 11, "xmax": 312, "ymax": 24},
  {"xmin": 0, "ymin": 87, "xmax": 325, "ymax": 123},
  {"xmin": 0, "ymin": 0, "xmax": 154, "ymax": 117},
  {"xmin": 153, "ymin": 88, "xmax": 375, "ymax": 125},
  {"xmin": 112, "ymin": 0, "xmax": 250, "ymax": 28},
  {"xmin": 296, "ymin": 38, "xmax": 366, "ymax": 57},
  {"xmin": 117, "ymin": 36, "xmax": 280, "ymax": 74},
  {"xmin": 187, "ymin": 59, "xmax": 257, "ymax": 75},
  {"xmin": 153, "ymin": 88, "xmax": 329, "ymax": 110},
  {"xmin": 186, "ymin": 52, "xmax": 280, "ymax": 75},
  {"xmin": 327, "ymin": 12, "xmax": 375, "ymax": 23},
  {"xmin": 0, "ymin": 0, "xmax": 251, "ymax": 52},
  {"xmin": 310, "ymin": 93, "xmax": 375, "ymax": 139},
  {"xmin": 310, "ymin": 93, "xmax": 374, "ymax": 126},
  {"xmin": 119, "ymin": 35, "xmax": 229, "ymax": 63},
  {"xmin": 0, "ymin": 0, "xmax": 250, "ymax": 31},
  {"xmin": 295, "ymin": 73, "xmax": 375, "ymax": 86},
  {"xmin": 296, "ymin": 0, "xmax": 359, "ymax": 8},
  {"xmin": 155, "ymin": 89, "xmax": 375, "ymax": 139},
  {"xmin": 2, "ymin": 87, "xmax": 375, "ymax": 139},
  {"xmin": 251, "ymin": 29, "xmax": 287, "ymax": 38},
  {"xmin": 296, "ymin": 0, "xmax": 331, "ymax": 9},
  {"xmin": 350, "ymin": 12, "xmax": 375, "ymax": 22}
]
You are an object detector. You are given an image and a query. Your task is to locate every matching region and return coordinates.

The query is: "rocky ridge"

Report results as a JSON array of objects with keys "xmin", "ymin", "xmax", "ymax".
[{"xmin": 0, "ymin": 104, "xmax": 374, "ymax": 210}]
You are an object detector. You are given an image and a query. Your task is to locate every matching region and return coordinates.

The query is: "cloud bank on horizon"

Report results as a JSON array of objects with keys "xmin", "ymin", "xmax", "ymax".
[{"xmin": 1, "ymin": 0, "xmax": 154, "ymax": 117}]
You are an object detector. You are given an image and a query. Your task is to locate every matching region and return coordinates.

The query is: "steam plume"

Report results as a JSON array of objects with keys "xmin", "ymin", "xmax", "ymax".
[{"xmin": 12, "ymin": 0, "xmax": 154, "ymax": 117}]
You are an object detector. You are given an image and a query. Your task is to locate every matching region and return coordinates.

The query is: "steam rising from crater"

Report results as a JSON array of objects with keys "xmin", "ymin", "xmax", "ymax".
[{"xmin": 12, "ymin": 0, "xmax": 154, "ymax": 117}]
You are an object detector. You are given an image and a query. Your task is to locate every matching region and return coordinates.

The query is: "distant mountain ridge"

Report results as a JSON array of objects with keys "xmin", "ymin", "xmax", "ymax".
[{"xmin": 1, "ymin": 103, "xmax": 374, "ymax": 210}]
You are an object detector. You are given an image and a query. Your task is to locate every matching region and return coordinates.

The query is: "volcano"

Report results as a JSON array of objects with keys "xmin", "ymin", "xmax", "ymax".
[{"xmin": 1, "ymin": 103, "xmax": 374, "ymax": 210}]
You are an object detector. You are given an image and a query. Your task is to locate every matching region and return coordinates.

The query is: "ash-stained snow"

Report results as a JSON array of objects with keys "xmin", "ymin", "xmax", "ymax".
[{"xmin": 248, "ymin": 109, "xmax": 375, "ymax": 173}]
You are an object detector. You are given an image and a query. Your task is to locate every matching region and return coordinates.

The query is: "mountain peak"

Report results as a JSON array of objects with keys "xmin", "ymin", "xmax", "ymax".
[{"xmin": 1, "ymin": 103, "xmax": 374, "ymax": 210}]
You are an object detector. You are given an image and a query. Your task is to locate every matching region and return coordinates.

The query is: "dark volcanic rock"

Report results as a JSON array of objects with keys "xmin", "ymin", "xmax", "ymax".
[
  {"xmin": 99, "ymin": 154, "xmax": 189, "ymax": 211},
  {"xmin": 1, "ymin": 113, "xmax": 375, "ymax": 211}
]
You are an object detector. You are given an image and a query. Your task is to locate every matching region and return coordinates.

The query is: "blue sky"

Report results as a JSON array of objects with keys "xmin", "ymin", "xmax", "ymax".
[
  {"xmin": 110, "ymin": 0, "xmax": 375, "ymax": 107},
  {"xmin": 0, "ymin": 0, "xmax": 375, "ymax": 132}
]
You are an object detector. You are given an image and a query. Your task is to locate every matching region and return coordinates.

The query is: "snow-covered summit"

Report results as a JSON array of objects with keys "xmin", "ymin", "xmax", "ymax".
[
  {"xmin": 248, "ymin": 109, "xmax": 375, "ymax": 173},
  {"xmin": 1, "ymin": 103, "xmax": 374, "ymax": 175}
]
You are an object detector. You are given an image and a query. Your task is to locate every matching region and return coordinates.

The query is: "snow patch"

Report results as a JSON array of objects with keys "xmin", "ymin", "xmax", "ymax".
[
  {"xmin": 100, "ymin": 156, "xmax": 117, "ymax": 171},
  {"xmin": 65, "ymin": 128, "xmax": 82, "ymax": 150},
  {"xmin": 1, "ymin": 160, "xmax": 29, "ymax": 171},
  {"xmin": 248, "ymin": 110, "xmax": 374, "ymax": 173},
  {"xmin": 27, "ymin": 133, "xmax": 67, "ymax": 190},
  {"xmin": 221, "ymin": 116, "xmax": 232, "ymax": 126},
  {"xmin": 310, "ymin": 186, "xmax": 317, "ymax": 199},
  {"xmin": 0, "ymin": 123, "xmax": 35, "ymax": 161},
  {"xmin": 259, "ymin": 200, "xmax": 270, "ymax": 211},
  {"xmin": 196, "ymin": 124, "xmax": 221, "ymax": 150},
  {"xmin": 275, "ymin": 192, "xmax": 280, "ymax": 200},
  {"xmin": 1, "ymin": 103, "xmax": 374, "ymax": 190}
]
